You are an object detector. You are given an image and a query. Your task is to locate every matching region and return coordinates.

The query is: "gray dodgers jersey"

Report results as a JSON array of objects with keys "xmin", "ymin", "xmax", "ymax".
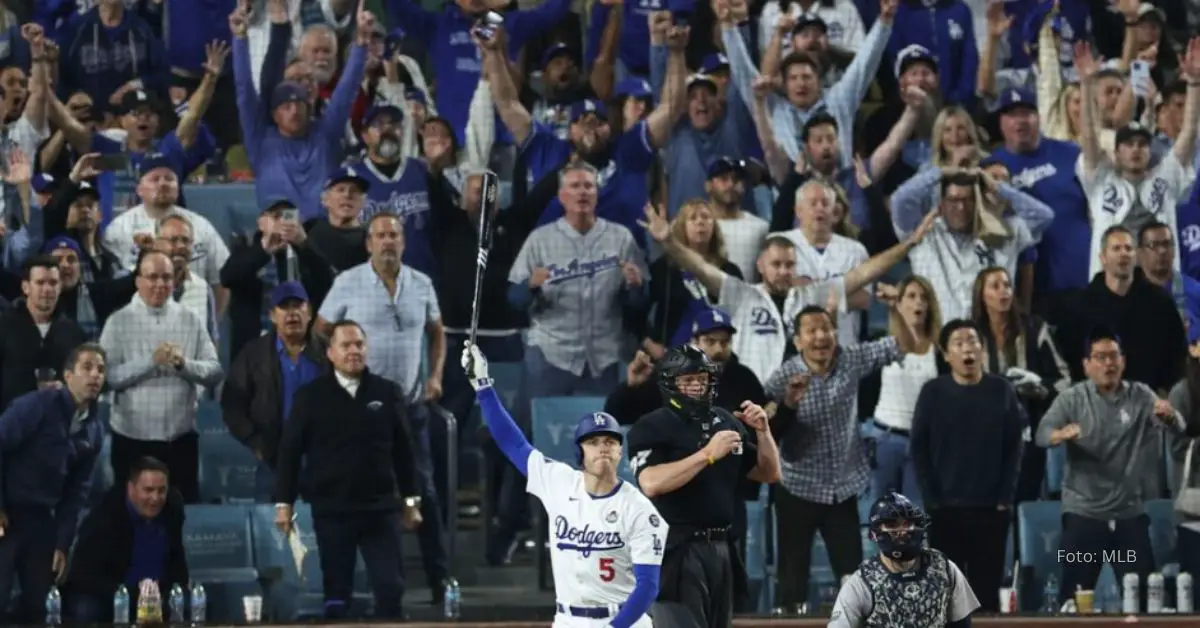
[
  {"xmin": 509, "ymin": 217, "xmax": 646, "ymax": 376},
  {"xmin": 829, "ymin": 549, "xmax": 979, "ymax": 628}
]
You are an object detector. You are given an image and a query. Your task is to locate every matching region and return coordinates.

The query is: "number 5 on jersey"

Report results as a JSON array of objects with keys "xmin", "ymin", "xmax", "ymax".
[{"xmin": 599, "ymin": 557, "xmax": 615, "ymax": 582}]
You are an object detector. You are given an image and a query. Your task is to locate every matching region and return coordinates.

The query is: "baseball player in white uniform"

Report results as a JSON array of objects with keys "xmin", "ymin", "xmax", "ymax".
[
  {"xmin": 463, "ymin": 342, "xmax": 665, "ymax": 628},
  {"xmin": 641, "ymin": 203, "xmax": 938, "ymax": 385},
  {"xmin": 1074, "ymin": 39, "xmax": 1200, "ymax": 278}
]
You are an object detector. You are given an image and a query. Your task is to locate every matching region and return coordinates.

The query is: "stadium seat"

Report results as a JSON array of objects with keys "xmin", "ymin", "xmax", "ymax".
[
  {"xmin": 249, "ymin": 504, "xmax": 373, "ymax": 620},
  {"xmin": 1017, "ymin": 500, "xmax": 1062, "ymax": 604},
  {"xmin": 197, "ymin": 399, "xmax": 226, "ymax": 435},
  {"xmin": 530, "ymin": 397, "xmax": 635, "ymax": 482},
  {"xmin": 182, "ymin": 504, "xmax": 262, "ymax": 623},
  {"xmin": 1045, "ymin": 446, "xmax": 1066, "ymax": 495},
  {"xmin": 489, "ymin": 362, "xmax": 524, "ymax": 409},
  {"xmin": 198, "ymin": 434, "xmax": 259, "ymax": 504}
]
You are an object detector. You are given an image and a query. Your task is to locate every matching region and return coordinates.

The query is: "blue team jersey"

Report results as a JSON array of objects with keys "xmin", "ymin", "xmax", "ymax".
[
  {"xmin": 355, "ymin": 157, "xmax": 435, "ymax": 278},
  {"xmin": 91, "ymin": 126, "xmax": 217, "ymax": 226},
  {"xmin": 991, "ymin": 137, "xmax": 1090, "ymax": 292},
  {"xmin": 525, "ymin": 121, "xmax": 656, "ymax": 246}
]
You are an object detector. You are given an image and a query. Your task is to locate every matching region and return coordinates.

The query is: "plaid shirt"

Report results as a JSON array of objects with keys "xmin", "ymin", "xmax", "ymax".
[{"xmin": 764, "ymin": 337, "xmax": 902, "ymax": 504}]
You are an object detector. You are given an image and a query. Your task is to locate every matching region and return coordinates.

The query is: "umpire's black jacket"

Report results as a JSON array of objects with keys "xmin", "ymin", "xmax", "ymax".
[
  {"xmin": 65, "ymin": 484, "xmax": 188, "ymax": 599},
  {"xmin": 220, "ymin": 332, "xmax": 329, "ymax": 468},
  {"xmin": 219, "ymin": 233, "xmax": 336, "ymax": 363},
  {"xmin": 603, "ymin": 354, "xmax": 767, "ymax": 427},
  {"xmin": 274, "ymin": 368, "xmax": 420, "ymax": 515}
]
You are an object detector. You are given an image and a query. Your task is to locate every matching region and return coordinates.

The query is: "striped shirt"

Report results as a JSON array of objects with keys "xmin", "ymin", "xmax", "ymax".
[
  {"xmin": 100, "ymin": 296, "xmax": 224, "ymax": 441},
  {"xmin": 764, "ymin": 337, "xmax": 902, "ymax": 503}
]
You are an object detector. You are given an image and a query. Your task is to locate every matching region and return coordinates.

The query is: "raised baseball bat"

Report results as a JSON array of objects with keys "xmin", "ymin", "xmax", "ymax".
[{"xmin": 469, "ymin": 170, "xmax": 500, "ymax": 346}]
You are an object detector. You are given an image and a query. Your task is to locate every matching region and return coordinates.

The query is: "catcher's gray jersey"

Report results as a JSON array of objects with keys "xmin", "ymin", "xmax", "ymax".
[
  {"xmin": 828, "ymin": 550, "xmax": 979, "ymax": 628},
  {"xmin": 509, "ymin": 217, "xmax": 646, "ymax": 376}
]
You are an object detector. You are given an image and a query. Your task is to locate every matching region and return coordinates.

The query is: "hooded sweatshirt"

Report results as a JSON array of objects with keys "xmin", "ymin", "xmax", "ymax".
[
  {"xmin": 56, "ymin": 6, "xmax": 170, "ymax": 107},
  {"xmin": 886, "ymin": 0, "xmax": 978, "ymax": 108}
]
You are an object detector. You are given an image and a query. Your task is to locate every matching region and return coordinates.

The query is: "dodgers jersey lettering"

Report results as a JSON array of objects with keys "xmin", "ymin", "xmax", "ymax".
[
  {"xmin": 525, "ymin": 450, "xmax": 667, "ymax": 609},
  {"xmin": 778, "ymin": 230, "xmax": 868, "ymax": 346},
  {"xmin": 354, "ymin": 158, "xmax": 436, "ymax": 278}
]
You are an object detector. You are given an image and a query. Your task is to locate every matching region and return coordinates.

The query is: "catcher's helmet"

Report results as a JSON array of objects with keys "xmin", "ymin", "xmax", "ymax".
[
  {"xmin": 868, "ymin": 492, "xmax": 931, "ymax": 561},
  {"xmin": 574, "ymin": 412, "xmax": 623, "ymax": 465},
  {"xmin": 657, "ymin": 345, "xmax": 720, "ymax": 417}
]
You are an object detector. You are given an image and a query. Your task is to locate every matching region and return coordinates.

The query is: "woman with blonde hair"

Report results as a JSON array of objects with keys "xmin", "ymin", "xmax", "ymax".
[
  {"xmin": 930, "ymin": 106, "xmax": 987, "ymax": 169},
  {"xmin": 868, "ymin": 275, "xmax": 943, "ymax": 505},
  {"xmin": 970, "ymin": 266, "xmax": 1071, "ymax": 502},
  {"xmin": 642, "ymin": 199, "xmax": 742, "ymax": 357}
]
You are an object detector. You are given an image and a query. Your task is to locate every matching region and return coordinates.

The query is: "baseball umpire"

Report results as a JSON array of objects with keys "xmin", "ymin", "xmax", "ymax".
[
  {"xmin": 829, "ymin": 492, "xmax": 980, "ymax": 628},
  {"xmin": 626, "ymin": 345, "xmax": 781, "ymax": 628}
]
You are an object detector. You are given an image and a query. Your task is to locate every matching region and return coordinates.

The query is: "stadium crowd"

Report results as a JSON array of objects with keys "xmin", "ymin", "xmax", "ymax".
[{"xmin": 0, "ymin": 0, "xmax": 1194, "ymax": 622}]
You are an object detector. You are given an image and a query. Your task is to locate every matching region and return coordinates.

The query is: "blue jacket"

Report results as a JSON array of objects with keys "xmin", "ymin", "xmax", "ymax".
[
  {"xmin": 385, "ymin": 0, "xmax": 572, "ymax": 145},
  {"xmin": 55, "ymin": 7, "xmax": 170, "ymax": 105},
  {"xmin": 887, "ymin": 0, "xmax": 978, "ymax": 109},
  {"xmin": 0, "ymin": 388, "xmax": 104, "ymax": 552}
]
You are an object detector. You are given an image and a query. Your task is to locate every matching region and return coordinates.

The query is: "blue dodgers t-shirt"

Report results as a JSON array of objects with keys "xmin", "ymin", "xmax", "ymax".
[
  {"xmin": 527, "ymin": 121, "xmax": 656, "ymax": 245},
  {"xmin": 1178, "ymin": 193, "xmax": 1200, "ymax": 281},
  {"xmin": 355, "ymin": 158, "xmax": 435, "ymax": 279},
  {"xmin": 992, "ymin": 137, "xmax": 1090, "ymax": 292},
  {"xmin": 91, "ymin": 127, "xmax": 217, "ymax": 226}
]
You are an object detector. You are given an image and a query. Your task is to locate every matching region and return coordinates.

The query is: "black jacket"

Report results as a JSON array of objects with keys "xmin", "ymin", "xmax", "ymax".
[
  {"xmin": 1047, "ymin": 269, "xmax": 1186, "ymax": 391},
  {"xmin": 427, "ymin": 171, "xmax": 548, "ymax": 331},
  {"xmin": 604, "ymin": 354, "xmax": 767, "ymax": 426},
  {"xmin": 304, "ymin": 220, "xmax": 367, "ymax": 274},
  {"xmin": 220, "ymin": 332, "xmax": 329, "ymax": 467},
  {"xmin": 53, "ymin": 277, "xmax": 137, "ymax": 334},
  {"xmin": 275, "ymin": 370, "xmax": 420, "ymax": 514},
  {"xmin": 219, "ymin": 234, "xmax": 335, "ymax": 362},
  {"xmin": 0, "ymin": 303, "xmax": 87, "ymax": 411},
  {"xmin": 42, "ymin": 180, "xmax": 125, "ymax": 281},
  {"xmin": 64, "ymin": 485, "xmax": 188, "ymax": 598},
  {"xmin": 643, "ymin": 258, "xmax": 742, "ymax": 345}
]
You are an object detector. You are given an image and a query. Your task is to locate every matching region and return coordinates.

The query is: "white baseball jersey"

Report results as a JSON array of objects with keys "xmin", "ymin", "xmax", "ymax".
[
  {"xmin": 717, "ymin": 212, "xmax": 770, "ymax": 282},
  {"xmin": 103, "ymin": 204, "xmax": 230, "ymax": 285},
  {"xmin": 526, "ymin": 449, "xmax": 664, "ymax": 628},
  {"xmin": 717, "ymin": 273, "xmax": 847, "ymax": 385},
  {"xmin": 776, "ymin": 229, "xmax": 868, "ymax": 347},
  {"xmin": 1079, "ymin": 151, "xmax": 1196, "ymax": 278}
]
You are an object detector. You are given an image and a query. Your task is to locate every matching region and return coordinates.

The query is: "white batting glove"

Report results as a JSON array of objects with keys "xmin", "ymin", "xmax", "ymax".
[{"xmin": 461, "ymin": 342, "xmax": 493, "ymax": 391}]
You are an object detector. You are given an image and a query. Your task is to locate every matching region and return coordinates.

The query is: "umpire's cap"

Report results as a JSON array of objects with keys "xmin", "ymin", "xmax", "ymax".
[{"xmin": 574, "ymin": 412, "xmax": 623, "ymax": 465}]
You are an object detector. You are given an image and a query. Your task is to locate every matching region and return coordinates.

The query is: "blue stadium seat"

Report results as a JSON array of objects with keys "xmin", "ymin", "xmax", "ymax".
[
  {"xmin": 183, "ymin": 504, "xmax": 262, "ymax": 623},
  {"xmin": 1045, "ymin": 446, "xmax": 1066, "ymax": 494},
  {"xmin": 183, "ymin": 184, "xmax": 259, "ymax": 246},
  {"xmin": 249, "ymin": 504, "xmax": 373, "ymax": 619},
  {"xmin": 490, "ymin": 362, "xmax": 524, "ymax": 409},
  {"xmin": 197, "ymin": 400, "xmax": 227, "ymax": 435},
  {"xmin": 530, "ymin": 397, "xmax": 634, "ymax": 482},
  {"xmin": 1017, "ymin": 500, "xmax": 1062, "ymax": 601},
  {"xmin": 198, "ymin": 434, "xmax": 259, "ymax": 504}
]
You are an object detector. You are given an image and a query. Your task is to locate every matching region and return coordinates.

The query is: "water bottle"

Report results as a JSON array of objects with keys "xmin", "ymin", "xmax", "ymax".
[
  {"xmin": 1123, "ymin": 572, "xmax": 1141, "ymax": 614},
  {"xmin": 169, "ymin": 584, "xmax": 185, "ymax": 624},
  {"xmin": 45, "ymin": 586, "xmax": 61, "ymax": 626},
  {"xmin": 1148, "ymin": 572, "xmax": 1165, "ymax": 613},
  {"xmin": 442, "ymin": 577, "xmax": 460, "ymax": 619},
  {"xmin": 1179, "ymin": 572, "xmax": 1194, "ymax": 613},
  {"xmin": 1042, "ymin": 575, "xmax": 1059, "ymax": 613},
  {"xmin": 113, "ymin": 585, "xmax": 130, "ymax": 625},
  {"xmin": 189, "ymin": 581, "xmax": 207, "ymax": 625}
]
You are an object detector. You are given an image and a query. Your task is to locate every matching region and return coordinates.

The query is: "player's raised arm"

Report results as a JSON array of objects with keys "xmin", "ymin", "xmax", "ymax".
[{"xmin": 462, "ymin": 343, "xmax": 535, "ymax": 475}]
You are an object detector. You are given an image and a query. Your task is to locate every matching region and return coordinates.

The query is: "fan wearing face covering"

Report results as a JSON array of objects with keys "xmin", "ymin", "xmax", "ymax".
[{"xmin": 348, "ymin": 105, "xmax": 436, "ymax": 278}]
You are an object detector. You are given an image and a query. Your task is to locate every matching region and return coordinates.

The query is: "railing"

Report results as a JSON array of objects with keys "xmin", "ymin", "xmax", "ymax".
[{"xmin": 429, "ymin": 402, "xmax": 459, "ymax": 561}]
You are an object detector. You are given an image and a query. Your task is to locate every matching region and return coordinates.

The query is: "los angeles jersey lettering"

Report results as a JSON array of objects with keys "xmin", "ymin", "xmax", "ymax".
[{"xmin": 354, "ymin": 158, "xmax": 436, "ymax": 278}]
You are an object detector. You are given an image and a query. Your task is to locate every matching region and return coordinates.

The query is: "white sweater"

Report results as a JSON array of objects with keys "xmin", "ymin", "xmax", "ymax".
[{"xmin": 872, "ymin": 348, "xmax": 937, "ymax": 430}]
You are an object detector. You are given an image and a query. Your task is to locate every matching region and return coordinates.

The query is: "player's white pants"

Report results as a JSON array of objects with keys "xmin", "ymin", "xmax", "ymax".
[{"xmin": 552, "ymin": 613, "xmax": 653, "ymax": 628}]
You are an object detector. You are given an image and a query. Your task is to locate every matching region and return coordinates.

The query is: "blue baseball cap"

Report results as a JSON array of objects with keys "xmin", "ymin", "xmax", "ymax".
[
  {"xmin": 271, "ymin": 81, "xmax": 309, "ymax": 109},
  {"xmin": 686, "ymin": 73, "xmax": 718, "ymax": 91},
  {"xmin": 42, "ymin": 235, "xmax": 83, "ymax": 256},
  {"xmin": 31, "ymin": 173, "xmax": 55, "ymax": 194},
  {"xmin": 541, "ymin": 42, "xmax": 576, "ymax": 68},
  {"xmin": 138, "ymin": 152, "xmax": 174, "ymax": 178},
  {"xmin": 569, "ymin": 99, "xmax": 607, "ymax": 123},
  {"xmin": 692, "ymin": 308, "xmax": 737, "ymax": 336},
  {"xmin": 405, "ymin": 88, "xmax": 427, "ymax": 106},
  {"xmin": 262, "ymin": 196, "xmax": 296, "ymax": 214},
  {"xmin": 70, "ymin": 180, "xmax": 100, "ymax": 203},
  {"xmin": 996, "ymin": 88, "xmax": 1037, "ymax": 115},
  {"xmin": 270, "ymin": 281, "xmax": 310, "ymax": 308},
  {"xmin": 1115, "ymin": 122, "xmax": 1153, "ymax": 146},
  {"xmin": 791, "ymin": 15, "xmax": 827, "ymax": 34},
  {"xmin": 700, "ymin": 53, "xmax": 730, "ymax": 75},
  {"xmin": 894, "ymin": 44, "xmax": 938, "ymax": 78},
  {"xmin": 706, "ymin": 156, "xmax": 747, "ymax": 180},
  {"xmin": 364, "ymin": 104, "xmax": 404, "ymax": 126},
  {"xmin": 324, "ymin": 165, "xmax": 370, "ymax": 192},
  {"xmin": 614, "ymin": 78, "xmax": 654, "ymax": 102}
]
